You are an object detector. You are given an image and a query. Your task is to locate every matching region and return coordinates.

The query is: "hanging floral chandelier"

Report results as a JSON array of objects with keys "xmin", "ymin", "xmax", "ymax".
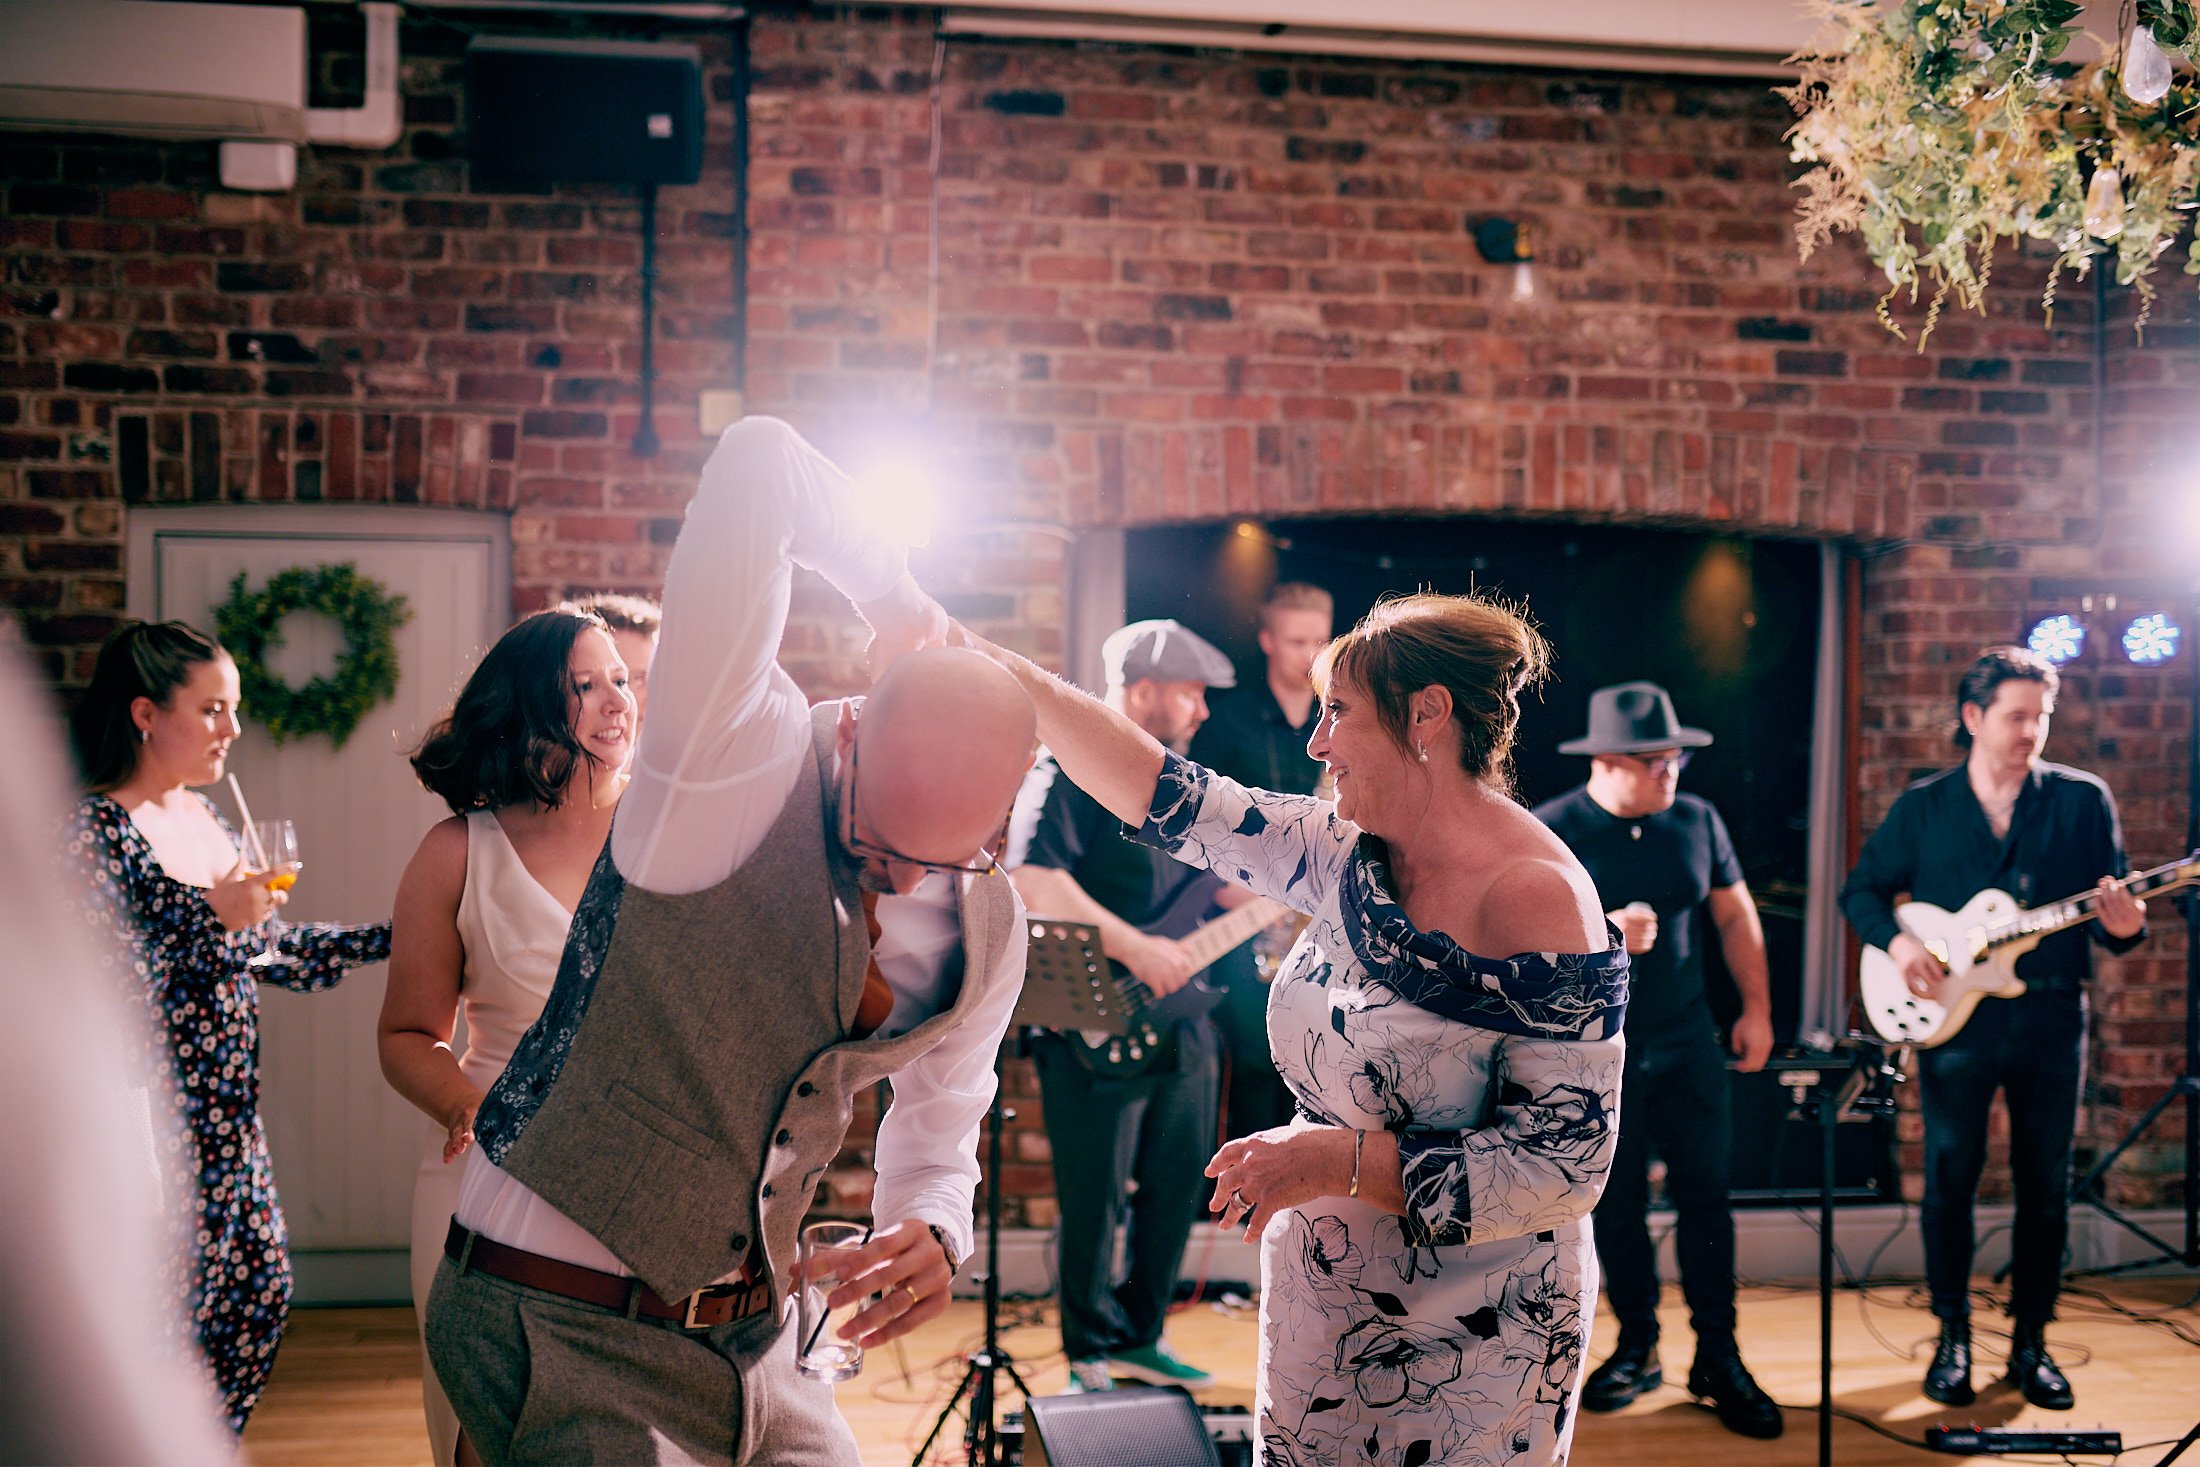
[{"xmin": 1784, "ymin": 0, "xmax": 2200, "ymax": 343}]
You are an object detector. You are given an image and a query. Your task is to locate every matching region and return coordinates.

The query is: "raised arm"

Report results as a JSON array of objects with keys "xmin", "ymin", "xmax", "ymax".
[
  {"xmin": 956, "ymin": 627, "xmax": 1167, "ymax": 827},
  {"xmin": 614, "ymin": 415, "xmax": 944, "ymax": 893}
]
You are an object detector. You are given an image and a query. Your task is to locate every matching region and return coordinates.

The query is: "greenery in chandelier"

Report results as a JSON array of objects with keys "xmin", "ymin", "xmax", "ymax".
[{"xmin": 1784, "ymin": 0, "xmax": 2200, "ymax": 345}]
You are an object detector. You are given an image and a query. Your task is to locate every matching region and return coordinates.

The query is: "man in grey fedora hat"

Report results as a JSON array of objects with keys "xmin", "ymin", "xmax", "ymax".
[
  {"xmin": 1533, "ymin": 681, "xmax": 1783, "ymax": 1439},
  {"xmin": 1006, "ymin": 618, "xmax": 1239, "ymax": 1395}
]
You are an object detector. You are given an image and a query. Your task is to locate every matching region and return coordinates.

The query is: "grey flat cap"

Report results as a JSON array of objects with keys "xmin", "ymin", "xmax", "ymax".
[{"xmin": 1101, "ymin": 619, "xmax": 1237, "ymax": 690}]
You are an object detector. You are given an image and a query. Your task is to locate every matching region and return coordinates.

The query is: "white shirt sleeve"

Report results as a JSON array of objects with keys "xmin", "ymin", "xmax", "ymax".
[
  {"xmin": 611, "ymin": 416, "xmax": 919, "ymax": 895},
  {"xmin": 867, "ymin": 881, "xmax": 1031, "ymax": 1268}
]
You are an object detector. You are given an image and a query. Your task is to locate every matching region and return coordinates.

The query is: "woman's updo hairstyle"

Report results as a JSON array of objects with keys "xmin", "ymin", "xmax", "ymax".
[
  {"xmin": 1317, "ymin": 592, "xmax": 1550, "ymax": 783},
  {"xmin": 69, "ymin": 620, "xmax": 228, "ymax": 792},
  {"xmin": 409, "ymin": 609, "xmax": 609, "ymax": 814}
]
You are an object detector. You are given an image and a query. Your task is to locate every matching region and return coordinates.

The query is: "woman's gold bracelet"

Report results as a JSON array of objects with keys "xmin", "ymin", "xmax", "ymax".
[{"xmin": 1348, "ymin": 1128, "xmax": 1365, "ymax": 1199}]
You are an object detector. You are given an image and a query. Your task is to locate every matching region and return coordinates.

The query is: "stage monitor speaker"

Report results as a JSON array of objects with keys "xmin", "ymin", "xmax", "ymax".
[
  {"xmin": 1025, "ymin": 1387, "xmax": 1223, "ymax": 1467},
  {"xmin": 1729, "ymin": 1060, "xmax": 1898, "ymax": 1205},
  {"xmin": 465, "ymin": 36, "xmax": 703, "ymax": 187}
]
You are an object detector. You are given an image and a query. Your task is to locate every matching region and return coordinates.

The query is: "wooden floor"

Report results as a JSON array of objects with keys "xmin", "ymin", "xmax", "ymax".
[{"xmin": 244, "ymin": 1278, "xmax": 2200, "ymax": 1465}]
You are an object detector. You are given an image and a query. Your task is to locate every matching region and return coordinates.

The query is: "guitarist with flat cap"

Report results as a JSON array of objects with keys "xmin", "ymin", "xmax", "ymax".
[
  {"xmin": 1005, "ymin": 619, "xmax": 1247, "ymax": 1397},
  {"xmin": 1840, "ymin": 645, "xmax": 2146, "ymax": 1411}
]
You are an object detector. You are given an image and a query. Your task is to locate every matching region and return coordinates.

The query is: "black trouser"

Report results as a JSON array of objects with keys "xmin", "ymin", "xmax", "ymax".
[
  {"xmin": 1918, "ymin": 985, "xmax": 2085, "ymax": 1330},
  {"xmin": 1033, "ymin": 1025, "xmax": 1219, "ymax": 1361},
  {"xmin": 1592, "ymin": 1025, "xmax": 1739, "ymax": 1354},
  {"xmin": 1209, "ymin": 947, "xmax": 1295, "ymax": 1143}
]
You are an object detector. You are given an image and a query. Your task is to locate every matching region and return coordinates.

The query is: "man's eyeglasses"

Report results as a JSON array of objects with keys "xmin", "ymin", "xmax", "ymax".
[
  {"xmin": 837, "ymin": 740, "xmax": 1001, "ymax": 877},
  {"xmin": 1619, "ymin": 750, "xmax": 1693, "ymax": 776}
]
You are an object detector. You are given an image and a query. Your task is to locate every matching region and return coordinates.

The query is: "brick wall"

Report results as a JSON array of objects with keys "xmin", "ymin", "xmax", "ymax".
[{"xmin": 2, "ymin": 4, "xmax": 2190, "ymax": 1218}]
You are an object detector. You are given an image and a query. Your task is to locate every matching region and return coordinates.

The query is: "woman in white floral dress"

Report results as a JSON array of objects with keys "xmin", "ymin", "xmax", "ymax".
[{"xmin": 962, "ymin": 594, "xmax": 1626, "ymax": 1467}]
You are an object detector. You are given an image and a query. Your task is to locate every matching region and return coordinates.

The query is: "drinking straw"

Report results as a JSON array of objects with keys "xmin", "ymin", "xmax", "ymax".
[{"xmin": 227, "ymin": 773, "xmax": 271, "ymax": 871}]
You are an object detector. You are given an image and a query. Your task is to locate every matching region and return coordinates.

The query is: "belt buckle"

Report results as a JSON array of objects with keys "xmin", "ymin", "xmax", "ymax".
[{"xmin": 682, "ymin": 1282, "xmax": 744, "ymax": 1330}]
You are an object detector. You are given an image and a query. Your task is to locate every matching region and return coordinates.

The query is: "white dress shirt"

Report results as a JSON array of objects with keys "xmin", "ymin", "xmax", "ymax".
[{"xmin": 455, "ymin": 416, "xmax": 1025, "ymax": 1278}]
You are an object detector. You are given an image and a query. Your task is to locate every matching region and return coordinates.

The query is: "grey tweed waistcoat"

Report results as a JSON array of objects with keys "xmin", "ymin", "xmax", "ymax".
[{"xmin": 498, "ymin": 702, "xmax": 1021, "ymax": 1303}]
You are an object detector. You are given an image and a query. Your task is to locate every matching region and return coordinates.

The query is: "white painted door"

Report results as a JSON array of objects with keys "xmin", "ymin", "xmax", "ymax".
[{"xmin": 131, "ymin": 507, "xmax": 507, "ymax": 1293}]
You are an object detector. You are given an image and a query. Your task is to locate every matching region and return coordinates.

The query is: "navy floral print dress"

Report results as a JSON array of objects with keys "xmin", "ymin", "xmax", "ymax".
[
  {"xmin": 1135, "ymin": 755, "xmax": 1628, "ymax": 1467},
  {"xmin": 68, "ymin": 793, "xmax": 390, "ymax": 1434}
]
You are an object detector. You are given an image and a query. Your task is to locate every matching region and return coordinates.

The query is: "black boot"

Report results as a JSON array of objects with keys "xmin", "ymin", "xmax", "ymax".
[
  {"xmin": 1687, "ymin": 1346, "xmax": 1784, "ymax": 1440},
  {"xmin": 1582, "ymin": 1335, "xmax": 1663, "ymax": 1412},
  {"xmin": 2006, "ymin": 1325, "xmax": 2073, "ymax": 1410},
  {"xmin": 1922, "ymin": 1319, "xmax": 1974, "ymax": 1406}
]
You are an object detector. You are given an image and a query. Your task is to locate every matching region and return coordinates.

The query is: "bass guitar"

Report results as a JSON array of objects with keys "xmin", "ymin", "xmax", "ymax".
[
  {"xmin": 1053, "ymin": 890, "xmax": 1294, "ymax": 1077},
  {"xmin": 1859, "ymin": 852, "xmax": 2199, "ymax": 1047}
]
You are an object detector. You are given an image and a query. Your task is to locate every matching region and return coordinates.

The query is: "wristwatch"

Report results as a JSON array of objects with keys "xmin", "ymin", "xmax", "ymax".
[{"xmin": 925, "ymin": 1222, "xmax": 963, "ymax": 1273}]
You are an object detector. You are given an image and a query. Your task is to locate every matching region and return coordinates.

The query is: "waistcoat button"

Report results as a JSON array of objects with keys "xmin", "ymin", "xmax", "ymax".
[
  {"xmin": 796, "ymin": 1082, "xmax": 815, "ymax": 1097},
  {"xmin": 761, "ymin": 1183, "xmax": 774, "ymax": 1199},
  {"xmin": 730, "ymin": 1232, "xmax": 749, "ymax": 1253},
  {"xmin": 776, "ymin": 1128, "xmax": 792, "ymax": 1146}
]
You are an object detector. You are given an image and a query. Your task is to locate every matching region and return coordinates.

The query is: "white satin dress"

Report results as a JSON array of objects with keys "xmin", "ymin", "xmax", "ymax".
[{"xmin": 407, "ymin": 811, "xmax": 571, "ymax": 1465}]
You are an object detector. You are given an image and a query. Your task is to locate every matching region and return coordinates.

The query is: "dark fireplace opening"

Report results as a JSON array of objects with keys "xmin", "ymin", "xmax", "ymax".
[{"xmin": 1126, "ymin": 516, "xmax": 1826, "ymax": 1044}]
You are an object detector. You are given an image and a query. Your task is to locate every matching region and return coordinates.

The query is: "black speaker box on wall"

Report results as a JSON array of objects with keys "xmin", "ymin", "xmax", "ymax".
[{"xmin": 465, "ymin": 36, "xmax": 703, "ymax": 187}]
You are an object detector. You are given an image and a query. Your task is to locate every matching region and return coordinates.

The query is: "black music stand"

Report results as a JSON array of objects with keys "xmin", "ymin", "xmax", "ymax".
[
  {"xmin": 911, "ymin": 921, "xmax": 1127, "ymax": 1467},
  {"xmin": 1793, "ymin": 1037, "xmax": 1907, "ymax": 1467}
]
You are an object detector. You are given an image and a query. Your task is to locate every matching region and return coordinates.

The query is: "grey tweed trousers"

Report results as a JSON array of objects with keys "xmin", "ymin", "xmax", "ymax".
[{"xmin": 425, "ymin": 1255, "xmax": 861, "ymax": 1466}]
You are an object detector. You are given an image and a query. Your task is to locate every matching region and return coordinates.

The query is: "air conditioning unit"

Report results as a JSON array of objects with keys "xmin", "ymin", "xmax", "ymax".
[{"xmin": 0, "ymin": 0, "xmax": 308, "ymax": 142}]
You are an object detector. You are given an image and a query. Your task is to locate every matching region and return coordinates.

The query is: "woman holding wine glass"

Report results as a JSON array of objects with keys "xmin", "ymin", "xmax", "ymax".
[
  {"xmin": 377, "ymin": 608, "xmax": 635, "ymax": 1465},
  {"xmin": 65, "ymin": 620, "xmax": 392, "ymax": 1435}
]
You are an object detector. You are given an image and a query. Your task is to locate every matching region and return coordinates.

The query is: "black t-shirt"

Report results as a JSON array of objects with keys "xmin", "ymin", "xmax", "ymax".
[
  {"xmin": 1189, "ymin": 684, "xmax": 1322, "ymax": 797},
  {"xmin": 1533, "ymin": 786, "xmax": 1743, "ymax": 1044},
  {"xmin": 1007, "ymin": 752, "xmax": 1224, "ymax": 1051}
]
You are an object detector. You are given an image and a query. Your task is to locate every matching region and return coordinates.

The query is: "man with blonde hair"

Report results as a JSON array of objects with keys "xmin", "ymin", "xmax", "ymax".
[{"xmin": 1189, "ymin": 580, "xmax": 1334, "ymax": 1141}]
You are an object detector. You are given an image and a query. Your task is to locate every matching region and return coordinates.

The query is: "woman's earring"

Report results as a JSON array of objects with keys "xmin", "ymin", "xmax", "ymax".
[
  {"xmin": 138, "ymin": 727, "xmax": 149, "ymax": 744},
  {"xmin": 1416, "ymin": 742, "xmax": 1428, "ymax": 764}
]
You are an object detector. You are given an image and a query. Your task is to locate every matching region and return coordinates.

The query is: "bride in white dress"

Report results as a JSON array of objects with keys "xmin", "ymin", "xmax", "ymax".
[{"xmin": 378, "ymin": 609, "xmax": 639, "ymax": 1465}]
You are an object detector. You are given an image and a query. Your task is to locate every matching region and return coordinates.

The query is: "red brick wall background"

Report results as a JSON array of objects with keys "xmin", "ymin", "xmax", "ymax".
[{"xmin": 2, "ymin": 4, "xmax": 2192, "ymax": 1219}]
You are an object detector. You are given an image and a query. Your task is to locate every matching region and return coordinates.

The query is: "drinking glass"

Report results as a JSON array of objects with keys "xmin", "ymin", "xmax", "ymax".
[
  {"xmin": 796, "ymin": 1220, "xmax": 869, "ymax": 1382},
  {"xmin": 252, "ymin": 820, "xmax": 302, "ymax": 891},
  {"xmin": 246, "ymin": 819, "xmax": 301, "ymax": 968}
]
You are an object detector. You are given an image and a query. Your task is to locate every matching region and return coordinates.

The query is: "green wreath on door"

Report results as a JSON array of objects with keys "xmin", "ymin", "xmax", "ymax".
[{"xmin": 213, "ymin": 562, "xmax": 412, "ymax": 747}]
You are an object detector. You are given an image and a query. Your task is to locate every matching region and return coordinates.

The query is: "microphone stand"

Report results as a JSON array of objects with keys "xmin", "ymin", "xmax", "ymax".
[
  {"xmin": 1798, "ymin": 1038, "xmax": 1906, "ymax": 1467},
  {"xmin": 913, "ymin": 1035, "xmax": 1031, "ymax": 1467}
]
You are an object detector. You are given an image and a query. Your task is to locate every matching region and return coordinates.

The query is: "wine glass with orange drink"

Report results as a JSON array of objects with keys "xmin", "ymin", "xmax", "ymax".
[{"xmin": 246, "ymin": 819, "xmax": 301, "ymax": 967}]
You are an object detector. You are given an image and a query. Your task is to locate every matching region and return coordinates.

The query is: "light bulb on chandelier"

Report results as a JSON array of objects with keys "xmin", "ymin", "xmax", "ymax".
[
  {"xmin": 2125, "ymin": 23, "xmax": 2175, "ymax": 105},
  {"xmin": 2084, "ymin": 165, "xmax": 2127, "ymax": 240}
]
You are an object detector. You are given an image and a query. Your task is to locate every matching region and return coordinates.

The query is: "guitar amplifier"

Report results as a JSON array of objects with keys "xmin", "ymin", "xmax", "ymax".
[
  {"xmin": 1003, "ymin": 1399, "xmax": 1252, "ymax": 1467},
  {"xmin": 1727, "ymin": 1048, "xmax": 1899, "ymax": 1205}
]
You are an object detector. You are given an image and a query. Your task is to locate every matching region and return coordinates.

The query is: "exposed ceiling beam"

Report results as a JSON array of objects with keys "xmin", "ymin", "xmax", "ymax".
[{"xmin": 911, "ymin": 0, "xmax": 1821, "ymax": 78}]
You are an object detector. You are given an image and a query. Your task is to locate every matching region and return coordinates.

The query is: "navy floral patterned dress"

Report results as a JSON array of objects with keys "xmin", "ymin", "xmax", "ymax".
[
  {"xmin": 1135, "ymin": 754, "xmax": 1628, "ymax": 1467},
  {"xmin": 68, "ymin": 792, "xmax": 390, "ymax": 1434}
]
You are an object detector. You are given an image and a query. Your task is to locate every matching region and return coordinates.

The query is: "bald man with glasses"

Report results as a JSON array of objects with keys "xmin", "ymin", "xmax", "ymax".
[{"xmin": 1533, "ymin": 681, "xmax": 1782, "ymax": 1441}]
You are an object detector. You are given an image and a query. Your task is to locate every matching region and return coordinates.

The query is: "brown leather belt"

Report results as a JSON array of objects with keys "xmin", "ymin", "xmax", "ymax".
[{"xmin": 444, "ymin": 1219, "xmax": 771, "ymax": 1330}]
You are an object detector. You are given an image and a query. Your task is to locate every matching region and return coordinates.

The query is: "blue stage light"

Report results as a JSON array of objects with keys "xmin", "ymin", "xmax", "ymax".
[
  {"xmin": 2122, "ymin": 612, "xmax": 2182, "ymax": 665},
  {"xmin": 2027, "ymin": 614, "xmax": 2087, "ymax": 665}
]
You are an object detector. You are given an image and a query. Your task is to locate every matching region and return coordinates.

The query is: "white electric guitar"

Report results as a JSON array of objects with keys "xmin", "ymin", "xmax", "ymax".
[{"xmin": 1859, "ymin": 851, "xmax": 2200, "ymax": 1047}]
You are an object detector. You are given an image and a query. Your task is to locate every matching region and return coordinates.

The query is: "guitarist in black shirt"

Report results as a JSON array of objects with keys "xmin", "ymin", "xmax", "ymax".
[
  {"xmin": 1840, "ymin": 646, "xmax": 2147, "ymax": 1410},
  {"xmin": 1006, "ymin": 619, "xmax": 1242, "ymax": 1396}
]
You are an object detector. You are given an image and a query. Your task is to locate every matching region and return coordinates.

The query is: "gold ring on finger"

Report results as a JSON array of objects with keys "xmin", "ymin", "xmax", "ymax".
[{"xmin": 898, "ymin": 1282, "xmax": 924, "ymax": 1309}]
